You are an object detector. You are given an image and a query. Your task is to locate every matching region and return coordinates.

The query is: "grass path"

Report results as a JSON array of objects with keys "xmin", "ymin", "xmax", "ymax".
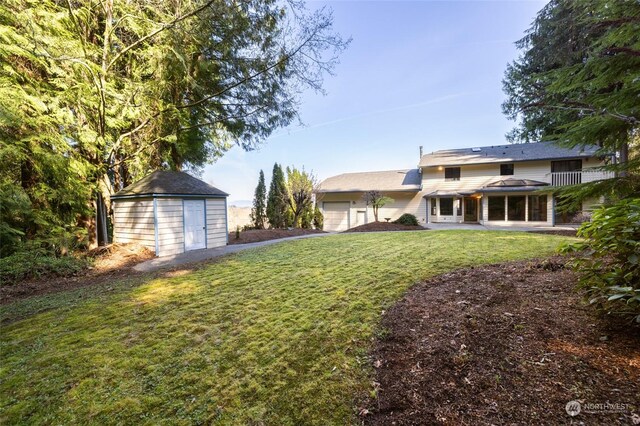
[{"xmin": 0, "ymin": 231, "xmax": 573, "ymax": 425}]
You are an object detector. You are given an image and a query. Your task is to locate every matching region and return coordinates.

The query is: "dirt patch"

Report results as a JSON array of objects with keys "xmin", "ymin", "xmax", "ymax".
[
  {"xmin": 1, "ymin": 243, "xmax": 154, "ymax": 304},
  {"xmin": 364, "ymin": 257, "xmax": 640, "ymax": 425},
  {"xmin": 345, "ymin": 222, "xmax": 427, "ymax": 233},
  {"xmin": 228, "ymin": 228, "xmax": 325, "ymax": 245}
]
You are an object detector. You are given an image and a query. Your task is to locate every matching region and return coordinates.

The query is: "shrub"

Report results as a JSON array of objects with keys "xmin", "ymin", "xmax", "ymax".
[
  {"xmin": 561, "ymin": 198, "xmax": 640, "ymax": 323},
  {"xmin": 0, "ymin": 248, "xmax": 90, "ymax": 284},
  {"xmin": 313, "ymin": 206, "xmax": 324, "ymax": 230},
  {"xmin": 394, "ymin": 213, "xmax": 419, "ymax": 226}
]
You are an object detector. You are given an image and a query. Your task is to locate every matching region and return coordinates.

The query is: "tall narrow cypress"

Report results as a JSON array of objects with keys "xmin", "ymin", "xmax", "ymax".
[
  {"xmin": 250, "ymin": 170, "xmax": 267, "ymax": 229},
  {"xmin": 266, "ymin": 163, "xmax": 288, "ymax": 228}
]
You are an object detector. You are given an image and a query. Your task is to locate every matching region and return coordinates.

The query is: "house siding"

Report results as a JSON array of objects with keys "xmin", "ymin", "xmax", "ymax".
[
  {"xmin": 206, "ymin": 199, "xmax": 227, "ymax": 248},
  {"xmin": 113, "ymin": 198, "xmax": 156, "ymax": 251},
  {"xmin": 318, "ymin": 191, "xmax": 427, "ymax": 227},
  {"xmin": 421, "ymin": 158, "xmax": 608, "ymax": 194}
]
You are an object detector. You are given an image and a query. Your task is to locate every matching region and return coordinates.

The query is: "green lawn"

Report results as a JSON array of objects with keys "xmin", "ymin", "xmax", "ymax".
[{"xmin": 0, "ymin": 231, "xmax": 573, "ymax": 425}]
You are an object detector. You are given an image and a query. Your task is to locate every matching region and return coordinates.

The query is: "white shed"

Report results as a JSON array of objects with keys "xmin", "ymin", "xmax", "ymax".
[{"xmin": 111, "ymin": 171, "xmax": 229, "ymax": 257}]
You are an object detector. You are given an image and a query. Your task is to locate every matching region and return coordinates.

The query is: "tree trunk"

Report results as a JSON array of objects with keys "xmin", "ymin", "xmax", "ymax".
[
  {"xmin": 96, "ymin": 192, "xmax": 109, "ymax": 246},
  {"xmin": 619, "ymin": 141, "xmax": 629, "ymax": 177}
]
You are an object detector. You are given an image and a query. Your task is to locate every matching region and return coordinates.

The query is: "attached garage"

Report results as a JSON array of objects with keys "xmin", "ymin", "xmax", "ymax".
[
  {"xmin": 322, "ymin": 202, "xmax": 350, "ymax": 232},
  {"xmin": 111, "ymin": 171, "xmax": 229, "ymax": 257}
]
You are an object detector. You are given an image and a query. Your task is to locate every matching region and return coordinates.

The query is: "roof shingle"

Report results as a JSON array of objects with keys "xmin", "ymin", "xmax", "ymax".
[
  {"xmin": 418, "ymin": 141, "xmax": 602, "ymax": 167},
  {"xmin": 317, "ymin": 169, "xmax": 421, "ymax": 193},
  {"xmin": 111, "ymin": 171, "xmax": 228, "ymax": 199}
]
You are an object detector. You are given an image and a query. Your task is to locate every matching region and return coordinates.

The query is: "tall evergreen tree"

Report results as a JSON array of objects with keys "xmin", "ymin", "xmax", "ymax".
[
  {"xmin": 502, "ymin": 0, "xmax": 640, "ymax": 205},
  {"xmin": 250, "ymin": 170, "xmax": 267, "ymax": 229},
  {"xmin": 0, "ymin": 0, "xmax": 348, "ymax": 252},
  {"xmin": 266, "ymin": 163, "xmax": 288, "ymax": 228}
]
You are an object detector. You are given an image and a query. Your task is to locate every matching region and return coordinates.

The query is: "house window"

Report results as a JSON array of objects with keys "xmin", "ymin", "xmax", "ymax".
[
  {"xmin": 551, "ymin": 160, "xmax": 582, "ymax": 172},
  {"xmin": 488, "ymin": 196, "xmax": 505, "ymax": 221},
  {"xmin": 500, "ymin": 163, "xmax": 514, "ymax": 176},
  {"xmin": 440, "ymin": 198, "xmax": 454, "ymax": 215},
  {"xmin": 430, "ymin": 198, "xmax": 437, "ymax": 215},
  {"xmin": 508, "ymin": 196, "xmax": 526, "ymax": 221},
  {"xmin": 528, "ymin": 195, "xmax": 547, "ymax": 222},
  {"xmin": 444, "ymin": 167, "xmax": 460, "ymax": 181}
]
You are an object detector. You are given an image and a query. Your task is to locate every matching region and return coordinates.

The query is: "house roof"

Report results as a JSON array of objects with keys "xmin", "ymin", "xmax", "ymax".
[
  {"xmin": 480, "ymin": 186, "xmax": 551, "ymax": 193},
  {"xmin": 111, "ymin": 171, "xmax": 229, "ymax": 199},
  {"xmin": 418, "ymin": 141, "xmax": 602, "ymax": 167},
  {"xmin": 423, "ymin": 179, "xmax": 550, "ymax": 197},
  {"xmin": 316, "ymin": 169, "xmax": 422, "ymax": 193}
]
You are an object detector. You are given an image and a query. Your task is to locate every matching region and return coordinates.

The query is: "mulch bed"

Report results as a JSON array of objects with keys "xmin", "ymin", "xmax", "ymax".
[
  {"xmin": 363, "ymin": 257, "xmax": 640, "ymax": 425},
  {"xmin": 228, "ymin": 228, "xmax": 325, "ymax": 245},
  {"xmin": 345, "ymin": 222, "xmax": 427, "ymax": 233},
  {"xmin": 1, "ymin": 243, "xmax": 154, "ymax": 304}
]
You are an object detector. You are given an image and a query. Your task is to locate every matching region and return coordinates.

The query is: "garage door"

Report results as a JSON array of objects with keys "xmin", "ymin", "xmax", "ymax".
[{"xmin": 323, "ymin": 202, "xmax": 350, "ymax": 232}]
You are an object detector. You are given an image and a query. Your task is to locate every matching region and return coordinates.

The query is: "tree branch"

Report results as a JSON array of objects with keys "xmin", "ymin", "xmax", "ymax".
[
  {"xmin": 177, "ymin": 29, "xmax": 319, "ymax": 111},
  {"xmin": 105, "ymin": 0, "xmax": 217, "ymax": 72}
]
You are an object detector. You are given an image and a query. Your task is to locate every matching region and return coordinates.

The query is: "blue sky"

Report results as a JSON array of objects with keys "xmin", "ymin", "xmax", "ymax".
[{"xmin": 203, "ymin": 0, "xmax": 546, "ymax": 205}]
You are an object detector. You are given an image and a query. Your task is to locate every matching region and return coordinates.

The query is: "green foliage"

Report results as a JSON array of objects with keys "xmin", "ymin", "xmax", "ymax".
[
  {"xmin": 503, "ymin": 0, "xmax": 640, "ymax": 203},
  {"xmin": 285, "ymin": 166, "xmax": 316, "ymax": 228},
  {"xmin": 0, "ymin": 249, "xmax": 90, "ymax": 284},
  {"xmin": 313, "ymin": 206, "xmax": 324, "ymax": 230},
  {"xmin": 266, "ymin": 163, "xmax": 288, "ymax": 228},
  {"xmin": 0, "ymin": 182, "xmax": 31, "ymax": 256},
  {"xmin": 0, "ymin": 231, "xmax": 570, "ymax": 423},
  {"xmin": 503, "ymin": 0, "xmax": 640, "ymax": 148},
  {"xmin": 394, "ymin": 213, "xmax": 419, "ymax": 226},
  {"xmin": 561, "ymin": 198, "xmax": 640, "ymax": 322},
  {"xmin": 235, "ymin": 225, "xmax": 241, "ymax": 240},
  {"xmin": 250, "ymin": 170, "xmax": 267, "ymax": 229},
  {"xmin": 0, "ymin": 0, "xmax": 347, "ymax": 251}
]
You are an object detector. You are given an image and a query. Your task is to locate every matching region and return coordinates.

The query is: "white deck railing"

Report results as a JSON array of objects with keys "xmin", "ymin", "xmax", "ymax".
[{"xmin": 550, "ymin": 169, "xmax": 615, "ymax": 186}]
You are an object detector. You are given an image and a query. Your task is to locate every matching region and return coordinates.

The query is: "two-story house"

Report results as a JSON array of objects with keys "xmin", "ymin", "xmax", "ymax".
[{"xmin": 316, "ymin": 141, "xmax": 613, "ymax": 232}]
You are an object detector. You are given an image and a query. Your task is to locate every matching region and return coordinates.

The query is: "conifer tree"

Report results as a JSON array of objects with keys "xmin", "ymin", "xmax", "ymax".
[
  {"xmin": 250, "ymin": 170, "xmax": 267, "ymax": 229},
  {"xmin": 266, "ymin": 163, "xmax": 288, "ymax": 228},
  {"xmin": 502, "ymin": 0, "xmax": 640, "ymax": 205},
  {"xmin": 0, "ymin": 0, "xmax": 347, "ymax": 252}
]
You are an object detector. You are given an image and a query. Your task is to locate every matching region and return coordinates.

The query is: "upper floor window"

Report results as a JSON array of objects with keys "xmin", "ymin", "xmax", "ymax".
[
  {"xmin": 500, "ymin": 163, "xmax": 514, "ymax": 176},
  {"xmin": 551, "ymin": 159, "xmax": 582, "ymax": 172},
  {"xmin": 444, "ymin": 167, "xmax": 460, "ymax": 181}
]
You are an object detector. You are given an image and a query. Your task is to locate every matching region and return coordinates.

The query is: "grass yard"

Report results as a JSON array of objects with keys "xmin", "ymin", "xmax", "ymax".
[{"xmin": 0, "ymin": 231, "xmax": 573, "ymax": 425}]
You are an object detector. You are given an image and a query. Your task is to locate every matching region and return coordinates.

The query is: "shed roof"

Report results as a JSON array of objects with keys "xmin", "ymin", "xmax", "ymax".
[
  {"xmin": 316, "ymin": 169, "xmax": 422, "ymax": 193},
  {"xmin": 418, "ymin": 141, "xmax": 602, "ymax": 167},
  {"xmin": 111, "ymin": 171, "xmax": 228, "ymax": 199}
]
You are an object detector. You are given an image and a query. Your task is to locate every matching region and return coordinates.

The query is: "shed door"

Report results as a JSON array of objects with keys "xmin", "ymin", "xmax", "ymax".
[
  {"xmin": 184, "ymin": 200, "xmax": 206, "ymax": 251},
  {"xmin": 323, "ymin": 202, "xmax": 350, "ymax": 232}
]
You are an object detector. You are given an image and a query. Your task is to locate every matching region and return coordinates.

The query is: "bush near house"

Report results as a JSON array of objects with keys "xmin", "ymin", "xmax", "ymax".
[
  {"xmin": 393, "ymin": 213, "xmax": 419, "ymax": 226},
  {"xmin": 562, "ymin": 198, "xmax": 640, "ymax": 323},
  {"xmin": 313, "ymin": 206, "xmax": 324, "ymax": 230}
]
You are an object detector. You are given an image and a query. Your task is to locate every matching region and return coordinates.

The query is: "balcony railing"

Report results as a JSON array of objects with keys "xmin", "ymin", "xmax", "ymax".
[{"xmin": 550, "ymin": 170, "xmax": 615, "ymax": 186}]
